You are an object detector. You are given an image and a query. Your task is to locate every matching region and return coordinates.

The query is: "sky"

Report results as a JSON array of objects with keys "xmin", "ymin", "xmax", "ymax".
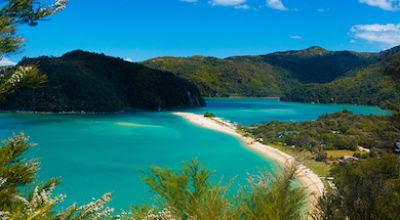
[{"xmin": 2, "ymin": 0, "xmax": 400, "ymax": 65}]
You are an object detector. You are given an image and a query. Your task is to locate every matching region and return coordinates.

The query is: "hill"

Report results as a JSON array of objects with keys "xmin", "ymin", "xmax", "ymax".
[
  {"xmin": 258, "ymin": 46, "xmax": 377, "ymax": 83},
  {"xmin": 0, "ymin": 50, "xmax": 205, "ymax": 112},
  {"xmin": 281, "ymin": 48, "xmax": 400, "ymax": 109},
  {"xmin": 143, "ymin": 47, "xmax": 377, "ymax": 98}
]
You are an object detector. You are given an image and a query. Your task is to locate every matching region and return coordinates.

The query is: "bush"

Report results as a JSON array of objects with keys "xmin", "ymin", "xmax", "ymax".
[{"xmin": 204, "ymin": 112, "xmax": 215, "ymax": 118}]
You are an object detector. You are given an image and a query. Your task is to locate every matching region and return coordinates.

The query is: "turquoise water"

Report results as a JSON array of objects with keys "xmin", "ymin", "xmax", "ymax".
[
  {"xmin": 0, "ymin": 99, "xmax": 387, "ymax": 210},
  {"xmin": 188, "ymin": 98, "xmax": 389, "ymax": 125}
]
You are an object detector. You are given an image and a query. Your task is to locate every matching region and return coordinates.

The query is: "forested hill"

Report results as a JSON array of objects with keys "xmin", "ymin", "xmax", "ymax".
[
  {"xmin": 281, "ymin": 47, "xmax": 400, "ymax": 109},
  {"xmin": 0, "ymin": 50, "xmax": 205, "ymax": 112},
  {"xmin": 142, "ymin": 47, "xmax": 377, "ymax": 97},
  {"xmin": 258, "ymin": 46, "xmax": 376, "ymax": 83}
]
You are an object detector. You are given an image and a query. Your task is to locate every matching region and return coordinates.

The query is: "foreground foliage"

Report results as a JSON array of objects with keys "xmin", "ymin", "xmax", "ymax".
[
  {"xmin": 314, "ymin": 155, "xmax": 400, "ymax": 220},
  {"xmin": 0, "ymin": 0, "xmax": 66, "ymax": 99}
]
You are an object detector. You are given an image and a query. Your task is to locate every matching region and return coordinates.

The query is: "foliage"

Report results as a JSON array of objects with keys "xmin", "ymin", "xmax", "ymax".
[
  {"xmin": 0, "ymin": 0, "xmax": 67, "ymax": 56},
  {"xmin": 314, "ymin": 154, "xmax": 400, "ymax": 220},
  {"xmin": 143, "ymin": 160, "xmax": 237, "ymax": 220},
  {"xmin": 0, "ymin": 0, "xmax": 66, "ymax": 100},
  {"xmin": 142, "ymin": 160, "xmax": 307, "ymax": 220},
  {"xmin": 0, "ymin": 65, "xmax": 47, "ymax": 98},
  {"xmin": 245, "ymin": 110, "xmax": 400, "ymax": 157},
  {"xmin": 0, "ymin": 50, "xmax": 205, "ymax": 112},
  {"xmin": 204, "ymin": 112, "xmax": 215, "ymax": 118},
  {"xmin": 238, "ymin": 166, "xmax": 307, "ymax": 220}
]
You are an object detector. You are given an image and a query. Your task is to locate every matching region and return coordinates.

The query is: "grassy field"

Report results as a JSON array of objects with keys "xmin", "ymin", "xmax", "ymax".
[{"xmin": 326, "ymin": 150, "xmax": 355, "ymax": 159}]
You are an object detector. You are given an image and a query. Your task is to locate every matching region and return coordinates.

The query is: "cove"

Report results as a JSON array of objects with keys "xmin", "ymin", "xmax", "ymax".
[{"xmin": 0, "ymin": 99, "xmax": 387, "ymax": 210}]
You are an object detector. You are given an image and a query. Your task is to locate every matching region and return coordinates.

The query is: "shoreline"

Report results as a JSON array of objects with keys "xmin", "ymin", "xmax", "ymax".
[{"xmin": 173, "ymin": 112, "xmax": 325, "ymax": 214}]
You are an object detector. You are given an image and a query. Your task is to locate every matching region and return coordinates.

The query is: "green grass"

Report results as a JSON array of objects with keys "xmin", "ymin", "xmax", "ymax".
[{"xmin": 326, "ymin": 150, "xmax": 355, "ymax": 159}]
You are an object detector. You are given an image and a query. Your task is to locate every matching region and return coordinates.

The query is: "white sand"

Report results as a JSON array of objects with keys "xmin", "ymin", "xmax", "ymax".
[{"xmin": 174, "ymin": 112, "xmax": 325, "ymax": 215}]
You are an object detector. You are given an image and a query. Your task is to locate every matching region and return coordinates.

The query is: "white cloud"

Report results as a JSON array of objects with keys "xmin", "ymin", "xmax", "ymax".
[
  {"xmin": 0, "ymin": 57, "xmax": 16, "ymax": 66},
  {"xmin": 124, "ymin": 57, "xmax": 133, "ymax": 62},
  {"xmin": 351, "ymin": 23, "xmax": 400, "ymax": 48},
  {"xmin": 266, "ymin": 0, "xmax": 288, "ymax": 11},
  {"xmin": 359, "ymin": 0, "xmax": 400, "ymax": 11},
  {"xmin": 290, "ymin": 35, "xmax": 303, "ymax": 39},
  {"xmin": 209, "ymin": 0, "xmax": 246, "ymax": 7}
]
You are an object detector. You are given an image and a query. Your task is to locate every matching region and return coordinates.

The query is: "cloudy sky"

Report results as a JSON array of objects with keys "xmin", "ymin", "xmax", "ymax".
[{"xmin": 2, "ymin": 0, "xmax": 400, "ymax": 64}]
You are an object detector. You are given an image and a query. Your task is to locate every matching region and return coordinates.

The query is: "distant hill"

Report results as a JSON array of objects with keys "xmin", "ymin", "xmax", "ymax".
[
  {"xmin": 143, "ymin": 47, "xmax": 377, "ymax": 98},
  {"xmin": 258, "ymin": 46, "xmax": 377, "ymax": 83},
  {"xmin": 0, "ymin": 51, "xmax": 205, "ymax": 112},
  {"xmin": 281, "ymin": 48, "xmax": 400, "ymax": 109}
]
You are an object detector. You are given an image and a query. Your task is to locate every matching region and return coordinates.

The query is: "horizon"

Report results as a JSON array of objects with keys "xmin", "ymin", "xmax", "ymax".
[{"xmin": 1, "ymin": 0, "xmax": 400, "ymax": 65}]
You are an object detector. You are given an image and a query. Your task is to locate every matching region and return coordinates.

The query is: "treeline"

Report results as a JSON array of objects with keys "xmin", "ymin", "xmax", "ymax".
[
  {"xmin": 0, "ymin": 51, "xmax": 205, "ymax": 112},
  {"xmin": 245, "ymin": 110, "xmax": 400, "ymax": 156}
]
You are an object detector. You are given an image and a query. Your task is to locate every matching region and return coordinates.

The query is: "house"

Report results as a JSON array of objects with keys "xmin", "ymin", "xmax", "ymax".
[
  {"xmin": 339, "ymin": 155, "xmax": 359, "ymax": 164},
  {"xmin": 395, "ymin": 142, "xmax": 400, "ymax": 154}
]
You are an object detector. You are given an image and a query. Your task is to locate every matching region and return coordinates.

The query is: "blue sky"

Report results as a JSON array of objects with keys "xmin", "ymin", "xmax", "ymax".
[{"xmin": 2, "ymin": 0, "xmax": 400, "ymax": 64}]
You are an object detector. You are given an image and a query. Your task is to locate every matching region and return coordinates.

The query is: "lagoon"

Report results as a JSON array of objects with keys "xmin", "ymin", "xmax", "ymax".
[{"xmin": 0, "ymin": 99, "xmax": 387, "ymax": 210}]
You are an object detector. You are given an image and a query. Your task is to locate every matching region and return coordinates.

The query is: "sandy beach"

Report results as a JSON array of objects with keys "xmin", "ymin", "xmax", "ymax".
[{"xmin": 173, "ymin": 112, "xmax": 325, "ymax": 215}]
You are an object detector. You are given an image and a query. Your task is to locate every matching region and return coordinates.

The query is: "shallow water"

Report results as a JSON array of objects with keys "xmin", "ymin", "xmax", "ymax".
[{"xmin": 0, "ymin": 99, "xmax": 387, "ymax": 210}]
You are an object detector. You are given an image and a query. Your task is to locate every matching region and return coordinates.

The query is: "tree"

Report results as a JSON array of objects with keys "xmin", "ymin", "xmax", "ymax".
[
  {"xmin": 314, "ymin": 155, "xmax": 400, "ymax": 220},
  {"xmin": 0, "ymin": 0, "xmax": 67, "ymax": 98},
  {"xmin": 0, "ymin": 0, "xmax": 67, "ymax": 55},
  {"xmin": 238, "ymin": 165, "xmax": 307, "ymax": 220},
  {"xmin": 140, "ymin": 160, "xmax": 307, "ymax": 220}
]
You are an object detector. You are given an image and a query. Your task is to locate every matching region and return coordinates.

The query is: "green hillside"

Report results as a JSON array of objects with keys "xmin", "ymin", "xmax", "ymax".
[
  {"xmin": 281, "ymin": 47, "xmax": 400, "ymax": 109},
  {"xmin": 259, "ymin": 46, "xmax": 377, "ymax": 83},
  {"xmin": 143, "ymin": 56, "xmax": 299, "ymax": 97},
  {"xmin": 0, "ymin": 51, "xmax": 205, "ymax": 112},
  {"xmin": 143, "ymin": 47, "xmax": 376, "ymax": 98}
]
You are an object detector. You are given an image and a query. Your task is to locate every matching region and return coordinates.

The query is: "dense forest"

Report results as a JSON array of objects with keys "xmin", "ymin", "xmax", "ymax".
[
  {"xmin": 143, "ymin": 47, "xmax": 377, "ymax": 97},
  {"xmin": 0, "ymin": 51, "xmax": 205, "ymax": 112},
  {"xmin": 144, "ymin": 55, "xmax": 299, "ymax": 97}
]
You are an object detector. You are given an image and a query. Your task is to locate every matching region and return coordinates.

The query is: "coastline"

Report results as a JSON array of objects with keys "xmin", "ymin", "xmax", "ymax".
[{"xmin": 173, "ymin": 112, "xmax": 325, "ymax": 214}]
